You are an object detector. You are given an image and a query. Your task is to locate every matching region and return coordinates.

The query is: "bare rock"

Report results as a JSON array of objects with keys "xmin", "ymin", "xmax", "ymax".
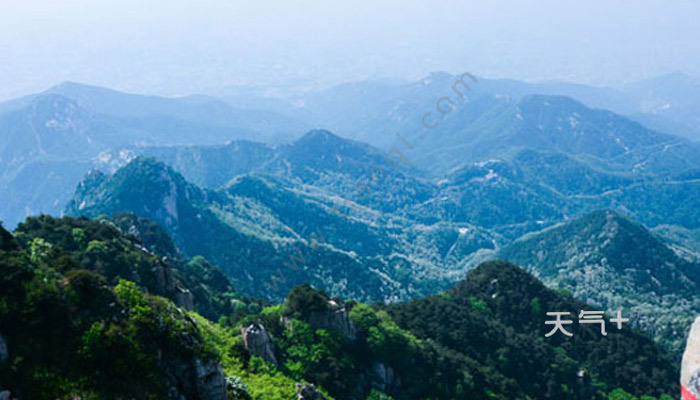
[
  {"xmin": 305, "ymin": 300, "xmax": 356, "ymax": 340},
  {"xmin": 682, "ymin": 316, "xmax": 700, "ymax": 399},
  {"xmin": 241, "ymin": 323, "xmax": 278, "ymax": 365},
  {"xmin": 195, "ymin": 358, "xmax": 228, "ymax": 400},
  {"xmin": 152, "ymin": 257, "xmax": 176, "ymax": 294},
  {"xmin": 371, "ymin": 362, "xmax": 400, "ymax": 392},
  {"xmin": 175, "ymin": 287, "xmax": 195, "ymax": 311}
]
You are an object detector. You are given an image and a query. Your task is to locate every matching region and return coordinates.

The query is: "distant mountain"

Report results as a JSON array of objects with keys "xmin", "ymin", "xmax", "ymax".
[
  {"xmin": 0, "ymin": 82, "xmax": 309, "ymax": 227},
  {"xmin": 219, "ymin": 72, "xmax": 700, "ymax": 144},
  {"xmin": 622, "ymin": 73, "xmax": 700, "ymax": 140},
  {"xmin": 499, "ymin": 210, "xmax": 700, "ymax": 357},
  {"xmin": 395, "ymin": 93, "xmax": 700, "ymax": 176},
  {"xmin": 220, "ymin": 73, "xmax": 700, "ymax": 176},
  {"xmin": 128, "ymin": 140, "xmax": 275, "ymax": 189}
]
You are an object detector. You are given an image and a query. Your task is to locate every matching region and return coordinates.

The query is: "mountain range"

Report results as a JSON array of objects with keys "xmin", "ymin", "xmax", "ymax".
[
  {"xmin": 63, "ymin": 129, "xmax": 700, "ymax": 358},
  {"xmin": 216, "ymin": 71, "xmax": 700, "ymax": 145},
  {"xmin": 0, "ymin": 82, "xmax": 308, "ymax": 227},
  {"xmin": 2, "ymin": 75, "xmax": 700, "ymax": 358},
  {"xmin": 3, "ymin": 72, "xmax": 700, "ymax": 227}
]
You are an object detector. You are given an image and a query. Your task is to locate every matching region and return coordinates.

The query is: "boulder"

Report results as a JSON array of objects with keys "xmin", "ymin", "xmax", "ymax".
[
  {"xmin": 683, "ymin": 316, "xmax": 700, "ymax": 400},
  {"xmin": 241, "ymin": 323, "xmax": 278, "ymax": 365},
  {"xmin": 295, "ymin": 383, "xmax": 327, "ymax": 400},
  {"xmin": 195, "ymin": 358, "xmax": 228, "ymax": 400}
]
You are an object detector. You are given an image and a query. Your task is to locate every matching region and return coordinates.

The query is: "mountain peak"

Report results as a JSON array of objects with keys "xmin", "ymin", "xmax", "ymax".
[
  {"xmin": 288, "ymin": 129, "xmax": 381, "ymax": 159},
  {"xmin": 66, "ymin": 156, "xmax": 203, "ymax": 233},
  {"xmin": 46, "ymin": 81, "xmax": 117, "ymax": 97},
  {"xmin": 296, "ymin": 129, "xmax": 343, "ymax": 143}
]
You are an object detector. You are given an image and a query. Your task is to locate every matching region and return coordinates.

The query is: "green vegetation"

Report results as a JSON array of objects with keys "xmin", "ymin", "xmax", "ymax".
[
  {"xmin": 0, "ymin": 239, "xmax": 208, "ymax": 398},
  {"xmin": 500, "ymin": 210, "xmax": 700, "ymax": 358},
  {"xmin": 0, "ymin": 217, "xmax": 680, "ymax": 400}
]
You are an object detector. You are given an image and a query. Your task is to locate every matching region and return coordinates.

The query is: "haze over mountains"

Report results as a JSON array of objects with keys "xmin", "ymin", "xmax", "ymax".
[
  {"xmin": 2, "ymin": 71, "xmax": 700, "ymax": 398},
  {"xmin": 2, "ymin": 72, "xmax": 700, "ymax": 228},
  {"xmin": 3, "ymin": 73, "xmax": 700, "ymax": 349}
]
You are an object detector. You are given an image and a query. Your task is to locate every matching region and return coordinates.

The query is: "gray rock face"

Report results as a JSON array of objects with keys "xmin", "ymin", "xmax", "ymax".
[
  {"xmin": 683, "ymin": 316, "xmax": 700, "ymax": 399},
  {"xmin": 195, "ymin": 358, "xmax": 228, "ymax": 400},
  {"xmin": 306, "ymin": 300, "xmax": 357, "ymax": 340},
  {"xmin": 241, "ymin": 323, "xmax": 278, "ymax": 365},
  {"xmin": 371, "ymin": 362, "xmax": 401, "ymax": 393},
  {"xmin": 153, "ymin": 256, "xmax": 176, "ymax": 294},
  {"xmin": 295, "ymin": 383, "xmax": 327, "ymax": 400},
  {"xmin": 0, "ymin": 334, "xmax": 7, "ymax": 364},
  {"xmin": 176, "ymin": 287, "xmax": 195, "ymax": 311}
]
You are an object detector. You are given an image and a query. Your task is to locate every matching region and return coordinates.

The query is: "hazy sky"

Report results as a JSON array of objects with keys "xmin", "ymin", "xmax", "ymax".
[{"xmin": 0, "ymin": 0, "xmax": 699, "ymax": 100}]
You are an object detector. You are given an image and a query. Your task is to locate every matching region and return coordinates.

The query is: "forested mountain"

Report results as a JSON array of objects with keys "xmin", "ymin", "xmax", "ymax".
[
  {"xmin": 499, "ymin": 210, "xmax": 700, "ymax": 357},
  {"xmin": 76, "ymin": 127, "xmax": 700, "ymax": 234},
  {"xmin": 63, "ymin": 129, "xmax": 700, "ymax": 362},
  {"xmin": 0, "ymin": 217, "xmax": 677, "ymax": 400},
  {"xmin": 64, "ymin": 156, "xmax": 484, "ymax": 302},
  {"xmin": 0, "ymin": 216, "xmax": 258, "ymax": 399}
]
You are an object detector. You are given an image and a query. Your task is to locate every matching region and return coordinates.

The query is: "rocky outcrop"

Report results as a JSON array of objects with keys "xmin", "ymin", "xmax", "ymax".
[
  {"xmin": 295, "ymin": 383, "xmax": 327, "ymax": 400},
  {"xmin": 153, "ymin": 256, "xmax": 177, "ymax": 294},
  {"xmin": 241, "ymin": 323, "xmax": 278, "ymax": 365},
  {"xmin": 370, "ymin": 362, "xmax": 401, "ymax": 393},
  {"xmin": 0, "ymin": 334, "xmax": 7, "ymax": 364},
  {"xmin": 683, "ymin": 317, "xmax": 700, "ymax": 400},
  {"xmin": 305, "ymin": 300, "xmax": 357, "ymax": 340},
  {"xmin": 176, "ymin": 286, "xmax": 195, "ymax": 311},
  {"xmin": 195, "ymin": 358, "xmax": 228, "ymax": 400}
]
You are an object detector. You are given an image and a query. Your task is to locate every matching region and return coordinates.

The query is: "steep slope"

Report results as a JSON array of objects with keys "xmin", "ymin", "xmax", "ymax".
[
  {"xmin": 134, "ymin": 140, "xmax": 276, "ymax": 189},
  {"xmin": 12, "ymin": 215, "xmax": 242, "ymax": 320},
  {"xmin": 499, "ymin": 210, "xmax": 700, "ymax": 356},
  {"xmin": 0, "ymin": 218, "xmax": 235, "ymax": 399},
  {"xmin": 385, "ymin": 261, "xmax": 677, "ymax": 399},
  {"xmin": 262, "ymin": 129, "xmax": 437, "ymax": 214},
  {"xmin": 62, "ymin": 127, "xmax": 700, "ymax": 304}
]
